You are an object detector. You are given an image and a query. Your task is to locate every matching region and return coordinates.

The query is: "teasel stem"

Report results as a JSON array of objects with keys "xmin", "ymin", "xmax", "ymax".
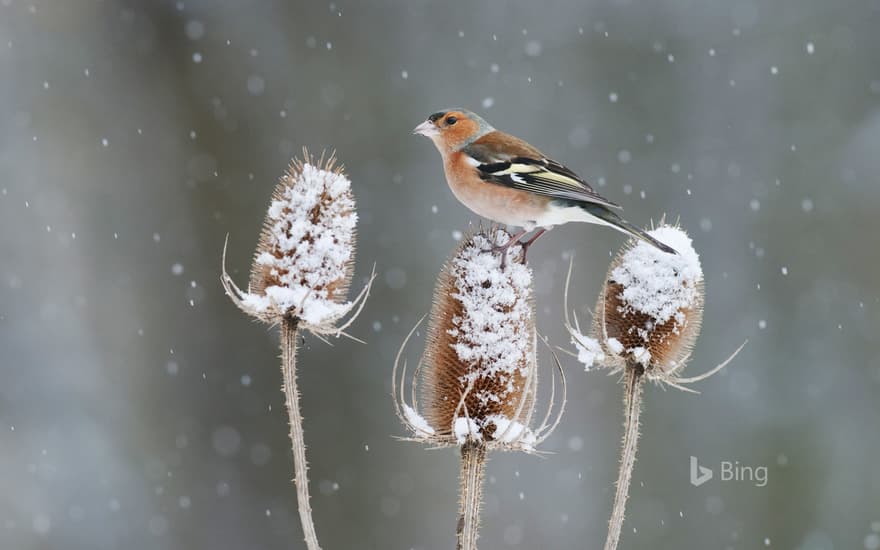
[
  {"xmin": 280, "ymin": 315, "xmax": 321, "ymax": 550},
  {"xmin": 604, "ymin": 364, "xmax": 645, "ymax": 550},
  {"xmin": 457, "ymin": 440, "xmax": 488, "ymax": 550}
]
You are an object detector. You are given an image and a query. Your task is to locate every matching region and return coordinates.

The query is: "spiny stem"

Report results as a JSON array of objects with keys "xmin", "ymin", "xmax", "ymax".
[
  {"xmin": 457, "ymin": 441, "xmax": 488, "ymax": 550},
  {"xmin": 604, "ymin": 365, "xmax": 645, "ymax": 550},
  {"xmin": 280, "ymin": 316, "xmax": 321, "ymax": 550}
]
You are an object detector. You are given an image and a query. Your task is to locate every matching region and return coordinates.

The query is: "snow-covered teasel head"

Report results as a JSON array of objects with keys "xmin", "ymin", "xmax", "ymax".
[
  {"xmin": 394, "ymin": 228, "xmax": 564, "ymax": 453},
  {"xmin": 222, "ymin": 150, "xmax": 373, "ymax": 335},
  {"xmin": 599, "ymin": 224, "xmax": 704, "ymax": 377},
  {"xmin": 567, "ymin": 223, "xmax": 740, "ymax": 388}
]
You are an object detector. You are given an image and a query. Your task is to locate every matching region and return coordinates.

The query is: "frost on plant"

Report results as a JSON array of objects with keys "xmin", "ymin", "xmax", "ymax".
[
  {"xmin": 393, "ymin": 228, "xmax": 565, "ymax": 453},
  {"xmin": 402, "ymin": 404, "xmax": 435, "ymax": 436},
  {"xmin": 222, "ymin": 150, "xmax": 373, "ymax": 335},
  {"xmin": 570, "ymin": 330, "xmax": 605, "ymax": 371}
]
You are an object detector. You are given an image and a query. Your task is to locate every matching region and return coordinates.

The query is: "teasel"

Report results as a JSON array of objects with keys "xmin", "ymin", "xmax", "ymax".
[
  {"xmin": 221, "ymin": 149, "xmax": 374, "ymax": 550},
  {"xmin": 393, "ymin": 227, "xmax": 565, "ymax": 550},
  {"xmin": 563, "ymin": 222, "xmax": 744, "ymax": 550}
]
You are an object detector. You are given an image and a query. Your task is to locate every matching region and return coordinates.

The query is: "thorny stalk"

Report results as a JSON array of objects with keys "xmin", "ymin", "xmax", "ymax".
[
  {"xmin": 280, "ymin": 316, "xmax": 321, "ymax": 550},
  {"xmin": 604, "ymin": 365, "xmax": 645, "ymax": 550},
  {"xmin": 457, "ymin": 441, "xmax": 489, "ymax": 550}
]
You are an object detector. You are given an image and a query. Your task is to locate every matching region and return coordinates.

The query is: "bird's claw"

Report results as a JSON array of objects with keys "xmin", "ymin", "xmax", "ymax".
[{"xmin": 490, "ymin": 244, "xmax": 511, "ymax": 270}]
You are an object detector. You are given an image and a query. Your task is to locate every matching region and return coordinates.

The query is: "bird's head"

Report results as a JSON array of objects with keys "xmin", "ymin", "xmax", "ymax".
[{"xmin": 413, "ymin": 109, "xmax": 494, "ymax": 153}]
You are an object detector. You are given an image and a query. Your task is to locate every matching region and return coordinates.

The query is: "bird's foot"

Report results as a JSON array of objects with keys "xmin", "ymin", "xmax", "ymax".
[
  {"xmin": 517, "ymin": 228, "xmax": 547, "ymax": 265},
  {"xmin": 491, "ymin": 244, "xmax": 514, "ymax": 270},
  {"xmin": 491, "ymin": 229, "xmax": 528, "ymax": 270}
]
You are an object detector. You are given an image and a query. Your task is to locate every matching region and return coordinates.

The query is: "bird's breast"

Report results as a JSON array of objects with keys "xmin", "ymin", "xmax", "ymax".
[{"xmin": 443, "ymin": 154, "xmax": 548, "ymax": 228}]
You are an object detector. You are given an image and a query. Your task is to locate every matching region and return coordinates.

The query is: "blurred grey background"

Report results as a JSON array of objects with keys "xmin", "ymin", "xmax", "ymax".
[{"xmin": 2, "ymin": 0, "xmax": 879, "ymax": 549}]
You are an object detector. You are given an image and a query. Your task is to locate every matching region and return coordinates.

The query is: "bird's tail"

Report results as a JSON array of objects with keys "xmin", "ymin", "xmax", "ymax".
[{"xmin": 584, "ymin": 204, "xmax": 678, "ymax": 254}]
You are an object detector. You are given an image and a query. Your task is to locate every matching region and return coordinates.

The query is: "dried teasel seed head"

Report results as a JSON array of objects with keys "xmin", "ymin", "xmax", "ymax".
[
  {"xmin": 398, "ymin": 228, "xmax": 546, "ymax": 451},
  {"xmin": 426, "ymin": 229, "xmax": 537, "ymax": 448},
  {"xmin": 222, "ymin": 149, "xmax": 373, "ymax": 334},
  {"xmin": 594, "ymin": 224, "xmax": 704, "ymax": 377}
]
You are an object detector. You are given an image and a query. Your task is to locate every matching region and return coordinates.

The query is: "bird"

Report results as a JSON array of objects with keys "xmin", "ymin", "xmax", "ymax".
[{"xmin": 413, "ymin": 109, "xmax": 677, "ymax": 264}]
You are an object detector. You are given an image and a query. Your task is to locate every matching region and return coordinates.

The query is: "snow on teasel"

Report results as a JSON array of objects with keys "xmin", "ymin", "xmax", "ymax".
[
  {"xmin": 570, "ymin": 333, "xmax": 605, "ymax": 371},
  {"xmin": 222, "ymin": 150, "xmax": 373, "ymax": 333},
  {"xmin": 609, "ymin": 226, "xmax": 702, "ymax": 327},
  {"xmin": 393, "ymin": 228, "xmax": 564, "ymax": 452},
  {"xmin": 448, "ymin": 231, "xmax": 534, "ymax": 412}
]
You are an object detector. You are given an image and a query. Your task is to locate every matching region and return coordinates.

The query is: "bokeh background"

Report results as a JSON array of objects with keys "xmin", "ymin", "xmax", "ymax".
[{"xmin": 2, "ymin": 0, "xmax": 879, "ymax": 549}]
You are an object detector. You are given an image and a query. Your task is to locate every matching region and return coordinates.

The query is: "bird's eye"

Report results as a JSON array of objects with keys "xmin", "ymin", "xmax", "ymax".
[{"xmin": 445, "ymin": 116, "xmax": 458, "ymax": 126}]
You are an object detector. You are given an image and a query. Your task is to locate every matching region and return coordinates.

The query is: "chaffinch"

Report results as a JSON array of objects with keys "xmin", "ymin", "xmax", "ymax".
[{"xmin": 413, "ymin": 109, "xmax": 676, "ymax": 262}]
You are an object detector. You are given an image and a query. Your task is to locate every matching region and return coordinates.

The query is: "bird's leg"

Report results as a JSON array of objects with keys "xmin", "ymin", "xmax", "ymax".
[
  {"xmin": 492, "ymin": 229, "xmax": 529, "ymax": 269},
  {"xmin": 519, "ymin": 228, "xmax": 547, "ymax": 264}
]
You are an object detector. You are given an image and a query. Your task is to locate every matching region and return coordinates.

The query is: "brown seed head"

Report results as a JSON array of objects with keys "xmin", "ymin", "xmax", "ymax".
[
  {"xmin": 401, "ymin": 228, "xmax": 541, "ymax": 450},
  {"xmin": 594, "ymin": 224, "xmax": 704, "ymax": 377},
  {"xmin": 223, "ymin": 149, "xmax": 373, "ymax": 334}
]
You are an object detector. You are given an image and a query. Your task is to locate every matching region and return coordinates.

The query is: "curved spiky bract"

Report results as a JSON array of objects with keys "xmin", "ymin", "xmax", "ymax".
[
  {"xmin": 593, "ymin": 224, "xmax": 704, "ymax": 379},
  {"xmin": 222, "ymin": 149, "xmax": 374, "ymax": 335}
]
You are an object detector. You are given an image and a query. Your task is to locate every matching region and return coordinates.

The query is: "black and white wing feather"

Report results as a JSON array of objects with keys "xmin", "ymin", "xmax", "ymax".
[{"xmin": 463, "ymin": 134, "xmax": 622, "ymax": 210}]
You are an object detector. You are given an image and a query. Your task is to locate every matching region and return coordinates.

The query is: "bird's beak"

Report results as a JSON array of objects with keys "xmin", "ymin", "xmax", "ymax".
[{"xmin": 413, "ymin": 120, "xmax": 439, "ymax": 137}]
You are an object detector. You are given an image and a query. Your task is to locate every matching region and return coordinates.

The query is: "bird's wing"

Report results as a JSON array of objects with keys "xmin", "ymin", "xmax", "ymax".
[{"xmin": 463, "ymin": 131, "xmax": 622, "ymax": 209}]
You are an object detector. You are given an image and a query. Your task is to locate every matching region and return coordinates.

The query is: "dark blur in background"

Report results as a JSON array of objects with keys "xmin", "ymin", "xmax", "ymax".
[{"xmin": 2, "ymin": 1, "xmax": 879, "ymax": 549}]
